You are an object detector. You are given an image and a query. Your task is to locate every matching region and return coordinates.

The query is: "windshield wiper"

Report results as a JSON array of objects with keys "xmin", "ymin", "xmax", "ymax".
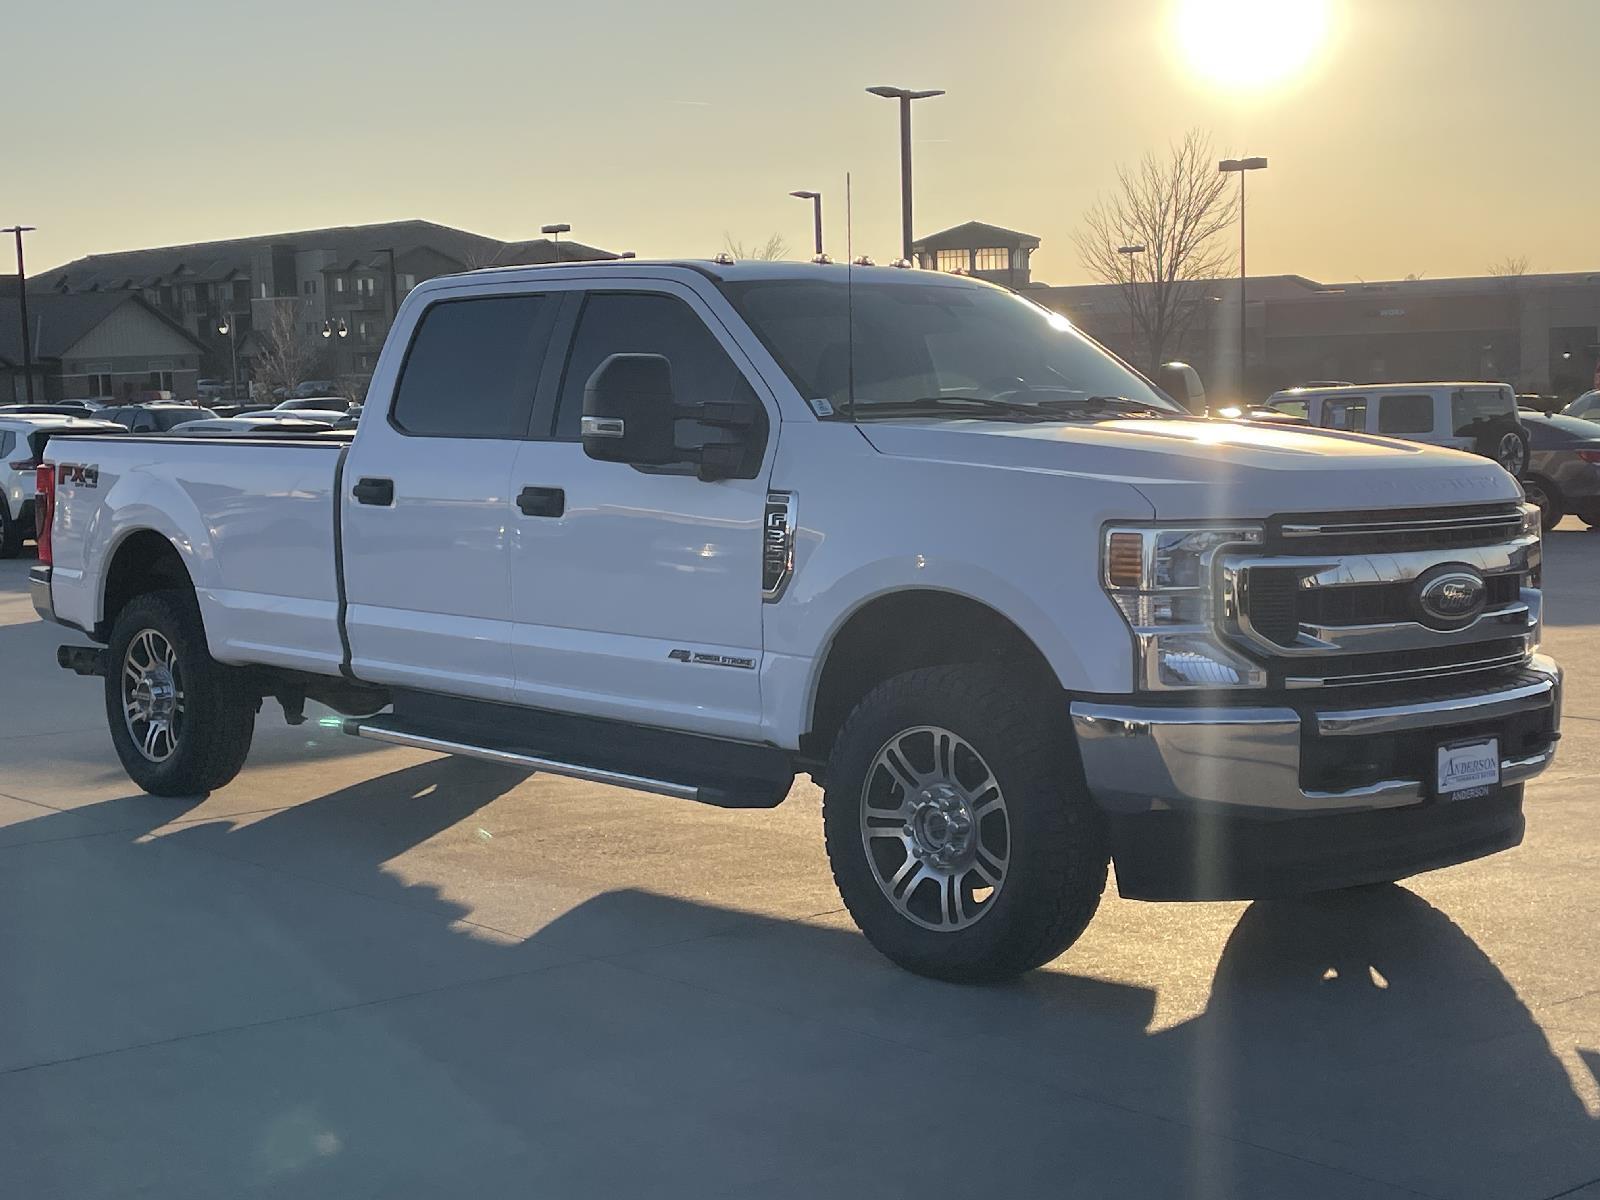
[{"xmin": 847, "ymin": 396, "xmax": 1056, "ymax": 422}]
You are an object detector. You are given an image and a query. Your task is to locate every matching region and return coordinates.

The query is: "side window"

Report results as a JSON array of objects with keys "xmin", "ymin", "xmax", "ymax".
[
  {"xmin": 390, "ymin": 294, "xmax": 556, "ymax": 438},
  {"xmin": 1452, "ymin": 388, "xmax": 1515, "ymax": 438},
  {"xmin": 1319, "ymin": 397, "xmax": 1367, "ymax": 431},
  {"xmin": 132, "ymin": 412, "xmax": 157, "ymax": 433},
  {"xmin": 552, "ymin": 292, "xmax": 749, "ymax": 441},
  {"xmin": 1377, "ymin": 394, "xmax": 1434, "ymax": 435},
  {"xmin": 0, "ymin": 431, "xmax": 14, "ymax": 459}
]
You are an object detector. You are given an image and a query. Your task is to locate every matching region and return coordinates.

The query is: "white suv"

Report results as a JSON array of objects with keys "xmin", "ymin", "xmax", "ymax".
[
  {"xmin": 0, "ymin": 415, "xmax": 119, "ymax": 556},
  {"xmin": 1268, "ymin": 383, "xmax": 1529, "ymax": 475}
]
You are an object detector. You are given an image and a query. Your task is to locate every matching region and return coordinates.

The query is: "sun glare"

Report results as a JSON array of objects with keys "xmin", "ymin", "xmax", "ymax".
[{"xmin": 1173, "ymin": 0, "xmax": 1331, "ymax": 91}]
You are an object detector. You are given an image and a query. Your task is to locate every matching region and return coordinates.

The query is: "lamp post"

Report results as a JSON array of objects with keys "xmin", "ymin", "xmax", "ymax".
[
  {"xmin": 2, "ymin": 225, "xmax": 37, "ymax": 403},
  {"xmin": 1218, "ymin": 157, "xmax": 1267, "ymax": 393},
  {"xmin": 541, "ymin": 223, "xmax": 571, "ymax": 262},
  {"xmin": 865, "ymin": 86, "xmax": 945, "ymax": 263},
  {"xmin": 216, "ymin": 313, "xmax": 240, "ymax": 404},
  {"xmin": 789, "ymin": 190, "xmax": 824, "ymax": 258}
]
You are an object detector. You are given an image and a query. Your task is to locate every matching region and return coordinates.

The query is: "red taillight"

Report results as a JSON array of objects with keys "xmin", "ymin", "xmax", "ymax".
[
  {"xmin": 1578, "ymin": 450, "xmax": 1600, "ymax": 465},
  {"xmin": 34, "ymin": 463, "xmax": 55, "ymax": 565}
]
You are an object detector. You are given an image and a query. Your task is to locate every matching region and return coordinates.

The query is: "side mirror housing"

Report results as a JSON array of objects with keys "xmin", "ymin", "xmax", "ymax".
[
  {"xmin": 581, "ymin": 354, "xmax": 680, "ymax": 466},
  {"xmin": 1156, "ymin": 361, "xmax": 1207, "ymax": 415},
  {"xmin": 581, "ymin": 352, "xmax": 765, "ymax": 480}
]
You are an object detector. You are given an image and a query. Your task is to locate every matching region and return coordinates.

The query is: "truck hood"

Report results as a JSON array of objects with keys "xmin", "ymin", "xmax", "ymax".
[{"xmin": 855, "ymin": 416, "xmax": 1524, "ymax": 518}]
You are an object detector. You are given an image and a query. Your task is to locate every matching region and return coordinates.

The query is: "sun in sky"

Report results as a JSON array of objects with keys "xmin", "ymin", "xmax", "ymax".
[{"xmin": 1172, "ymin": 0, "xmax": 1334, "ymax": 91}]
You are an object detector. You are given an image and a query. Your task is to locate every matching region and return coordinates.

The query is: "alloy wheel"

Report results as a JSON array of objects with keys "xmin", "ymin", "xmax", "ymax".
[
  {"xmin": 122, "ymin": 628, "xmax": 184, "ymax": 762},
  {"xmin": 859, "ymin": 725, "xmax": 1011, "ymax": 931}
]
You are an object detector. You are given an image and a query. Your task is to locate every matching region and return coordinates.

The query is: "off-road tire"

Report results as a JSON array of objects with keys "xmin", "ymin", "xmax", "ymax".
[
  {"xmin": 104, "ymin": 590, "xmax": 255, "ymax": 796},
  {"xmin": 822, "ymin": 664, "xmax": 1109, "ymax": 983}
]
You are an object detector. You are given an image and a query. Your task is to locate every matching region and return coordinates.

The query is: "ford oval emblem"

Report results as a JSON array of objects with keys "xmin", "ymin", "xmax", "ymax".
[{"xmin": 1418, "ymin": 570, "xmax": 1487, "ymax": 622}]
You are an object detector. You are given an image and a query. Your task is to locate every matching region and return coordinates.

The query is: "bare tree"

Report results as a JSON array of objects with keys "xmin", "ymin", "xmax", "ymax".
[
  {"xmin": 251, "ymin": 299, "xmax": 324, "ymax": 399},
  {"xmin": 1074, "ymin": 129, "xmax": 1237, "ymax": 371},
  {"xmin": 722, "ymin": 232, "xmax": 788, "ymax": 261},
  {"xmin": 1488, "ymin": 254, "xmax": 1530, "ymax": 278}
]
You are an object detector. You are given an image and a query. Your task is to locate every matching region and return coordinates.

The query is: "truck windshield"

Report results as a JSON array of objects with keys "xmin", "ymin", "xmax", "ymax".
[{"xmin": 720, "ymin": 278, "xmax": 1177, "ymax": 418}]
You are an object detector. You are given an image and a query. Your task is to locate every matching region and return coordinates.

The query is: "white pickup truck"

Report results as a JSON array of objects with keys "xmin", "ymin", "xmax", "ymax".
[{"xmin": 29, "ymin": 260, "xmax": 1561, "ymax": 981}]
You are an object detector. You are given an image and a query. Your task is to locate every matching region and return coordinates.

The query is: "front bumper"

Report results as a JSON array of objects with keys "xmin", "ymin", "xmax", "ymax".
[
  {"xmin": 1069, "ymin": 655, "xmax": 1561, "ymax": 899},
  {"xmin": 29, "ymin": 564, "xmax": 54, "ymax": 624}
]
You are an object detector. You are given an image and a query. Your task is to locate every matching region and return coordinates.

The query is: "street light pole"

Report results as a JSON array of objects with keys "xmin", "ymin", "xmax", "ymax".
[
  {"xmin": 541, "ymin": 223, "xmax": 571, "ymax": 263},
  {"xmin": 216, "ymin": 314, "xmax": 239, "ymax": 403},
  {"xmin": 866, "ymin": 86, "xmax": 944, "ymax": 263},
  {"xmin": 3, "ymin": 226, "xmax": 37, "ymax": 404},
  {"xmin": 789, "ymin": 191, "xmax": 824, "ymax": 258},
  {"xmin": 1218, "ymin": 157, "xmax": 1267, "ymax": 394}
]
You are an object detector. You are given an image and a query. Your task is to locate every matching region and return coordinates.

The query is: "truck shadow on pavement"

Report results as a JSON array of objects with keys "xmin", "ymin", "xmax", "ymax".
[{"xmin": 2, "ymin": 757, "xmax": 1596, "ymax": 1199}]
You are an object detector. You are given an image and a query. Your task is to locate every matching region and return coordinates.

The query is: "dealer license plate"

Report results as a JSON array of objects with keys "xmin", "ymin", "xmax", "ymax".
[{"xmin": 1436, "ymin": 738, "xmax": 1500, "ymax": 797}]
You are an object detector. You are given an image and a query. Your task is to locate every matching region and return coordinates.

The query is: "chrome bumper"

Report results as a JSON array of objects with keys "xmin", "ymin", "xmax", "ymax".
[
  {"xmin": 1070, "ymin": 654, "xmax": 1561, "ymax": 815},
  {"xmin": 28, "ymin": 564, "xmax": 55, "ymax": 624}
]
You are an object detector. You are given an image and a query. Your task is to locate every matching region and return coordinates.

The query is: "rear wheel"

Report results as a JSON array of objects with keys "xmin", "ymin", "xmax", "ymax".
[
  {"xmin": 0, "ymin": 500, "xmax": 21, "ymax": 558},
  {"xmin": 822, "ymin": 664, "xmax": 1109, "ymax": 982},
  {"xmin": 1520, "ymin": 477, "xmax": 1564, "ymax": 530},
  {"xmin": 104, "ymin": 590, "xmax": 255, "ymax": 796}
]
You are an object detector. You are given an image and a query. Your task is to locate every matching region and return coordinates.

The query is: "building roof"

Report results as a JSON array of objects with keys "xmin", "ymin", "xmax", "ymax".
[
  {"xmin": 35, "ymin": 219, "xmax": 616, "ymax": 292},
  {"xmin": 912, "ymin": 221, "xmax": 1041, "ymax": 252},
  {"xmin": 0, "ymin": 293, "xmax": 203, "ymax": 366}
]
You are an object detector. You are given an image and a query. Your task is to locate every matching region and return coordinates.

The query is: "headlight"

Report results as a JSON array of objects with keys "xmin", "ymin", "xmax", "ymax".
[{"xmin": 1102, "ymin": 523, "xmax": 1267, "ymax": 690}]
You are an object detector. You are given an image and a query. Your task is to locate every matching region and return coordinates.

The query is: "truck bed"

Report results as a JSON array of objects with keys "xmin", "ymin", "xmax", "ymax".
[{"xmin": 44, "ymin": 431, "xmax": 351, "ymax": 676}]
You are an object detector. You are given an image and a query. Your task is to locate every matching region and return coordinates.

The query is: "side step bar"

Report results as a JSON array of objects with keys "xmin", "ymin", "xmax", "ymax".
[{"xmin": 342, "ymin": 714, "xmax": 789, "ymax": 807}]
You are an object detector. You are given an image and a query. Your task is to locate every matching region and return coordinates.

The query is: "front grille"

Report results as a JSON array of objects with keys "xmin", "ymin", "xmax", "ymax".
[
  {"xmin": 1226, "ymin": 503, "xmax": 1538, "ymax": 688},
  {"xmin": 1247, "ymin": 569, "xmax": 1524, "ymax": 648},
  {"xmin": 1269, "ymin": 502, "xmax": 1525, "ymax": 554}
]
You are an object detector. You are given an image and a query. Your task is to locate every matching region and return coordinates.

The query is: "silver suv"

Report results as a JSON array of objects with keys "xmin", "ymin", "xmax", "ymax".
[{"xmin": 1268, "ymin": 383, "xmax": 1529, "ymax": 475}]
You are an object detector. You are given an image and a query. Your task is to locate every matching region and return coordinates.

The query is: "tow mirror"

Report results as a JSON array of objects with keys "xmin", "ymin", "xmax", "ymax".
[
  {"xmin": 581, "ymin": 354, "xmax": 679, "ymax": 466},
  {"xmin": 581, "ymin": 352, "xmax": 763, "ymax": 480}
]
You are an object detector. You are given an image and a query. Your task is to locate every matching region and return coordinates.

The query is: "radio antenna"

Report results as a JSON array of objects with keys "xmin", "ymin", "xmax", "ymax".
[{"xmin": 846, "ymin": 171, "xmax": 856, "ymax": 423}]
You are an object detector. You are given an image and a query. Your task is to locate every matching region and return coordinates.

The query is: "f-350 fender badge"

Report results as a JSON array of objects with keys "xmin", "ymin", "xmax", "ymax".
[{"xmin": 762, "ymin": 491, "xmax": 796, "ymax": 602}]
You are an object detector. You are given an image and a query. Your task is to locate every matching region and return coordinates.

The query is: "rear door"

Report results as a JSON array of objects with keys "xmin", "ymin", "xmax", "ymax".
[
  {"xmin": 340, "ymin": 289, "xmax": 560, "ymax": 701},
  {"xmin": 506, "ymin": 285, "xmax": 775, "ymax": 739}
]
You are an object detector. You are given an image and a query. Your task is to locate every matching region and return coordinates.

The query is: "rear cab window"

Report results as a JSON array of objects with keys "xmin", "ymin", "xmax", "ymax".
[
  {"xmin": 390, "ymin": 295, "xmax": 558, "ymax": 438},
  {"xmin": 1452, "ymin": 387, "xmax": 1516, "ymax": 438}
]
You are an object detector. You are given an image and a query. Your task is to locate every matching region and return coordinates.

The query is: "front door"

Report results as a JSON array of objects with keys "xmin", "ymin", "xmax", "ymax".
[
  {"xmin": 341, "ymin": 291, "xmax": 558, "ymax": 701},
  {"xmin": 508, "ymin": 286, "xmax": 774, "ymax": 741}
]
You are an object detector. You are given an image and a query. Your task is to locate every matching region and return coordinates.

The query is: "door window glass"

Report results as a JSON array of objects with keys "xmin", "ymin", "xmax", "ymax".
[
  {"xmin": 552, "ymin": 292, "xmax": 748, "ymax": 440},
  {"xmin": 1377, "ymin": 394, "xmax": 1433, "ymax": 435},
  {"xmin": 391, "ymin": 295, "xmax": 555, "ymax": 438},
  {"xmin": 1319, "ymin": 397, "xmax": 1367, "ymax": 431},
  {"xmin": 0, "ymin": 431, "xmax": 14, "ymax": 459}
]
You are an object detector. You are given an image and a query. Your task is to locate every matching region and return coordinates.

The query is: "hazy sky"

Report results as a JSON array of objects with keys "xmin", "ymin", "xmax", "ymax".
[{"xmin": 6, "ymin": 0, "xmax": 1594, "ymax": 284}]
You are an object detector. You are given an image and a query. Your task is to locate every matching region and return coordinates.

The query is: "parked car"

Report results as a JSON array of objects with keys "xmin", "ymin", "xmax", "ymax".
[
  {"xmin": 0, "ymin": 414, "xmax": 121, "ymax": 555},
  {"xmin": 248, "ymin": 408, "xmax": 349, "ymax": 426},
  {"xmin": 30, "ymin": 260, "xmax": 1560, "ymax": 982},
  {"xmin": 1267, "ymin": 382, "xmax": 1529, "ymax": 474},
  {"xmin": 170, "ymin": 417, "xmax": 339, "ymax": 436},
  {"xmin": 1563, "ymin": 390, "xmax": 1600, "ymax": 421},
  {"xmin": 100, "ymin": 404, "xmax": 219, "ymax": 433},
  {"xmin": 0, "ymin": 402, "xmax": 102, "ymax": 418},
  {"xmin": 1516, "ymin": 412, "xmax": 1600, "ymax": 528},
  {"xmin": 275, "ymin": 396, "xmax": 351, "ymax": 413},
  {"xmin": 290, "ymin": 380, "xmax": 338, "ymax": 399}
]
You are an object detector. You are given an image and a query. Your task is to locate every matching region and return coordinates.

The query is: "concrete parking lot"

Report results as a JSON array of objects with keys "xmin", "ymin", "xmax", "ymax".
[{"xmin": 2, "ymin": 531, "xmax": 1598, "ymax": 1200}]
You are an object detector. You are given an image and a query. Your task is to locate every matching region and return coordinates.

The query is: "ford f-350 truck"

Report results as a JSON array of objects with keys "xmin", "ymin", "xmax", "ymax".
[{"xmin": 30, "ymin": 260, "xmax": 1561, "ymax": 981}]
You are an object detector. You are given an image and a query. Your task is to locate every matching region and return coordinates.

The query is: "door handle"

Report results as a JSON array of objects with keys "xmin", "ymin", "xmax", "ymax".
[
  {"xmin": 352, "ymin": 477, "xmax": 394, "ymax": 506},
  {"xmin": 517, "ymin": 486, "xmax": 565, "ymax": 518}
]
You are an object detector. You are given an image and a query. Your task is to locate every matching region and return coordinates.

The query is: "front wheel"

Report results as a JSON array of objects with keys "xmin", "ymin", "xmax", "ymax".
[
  {"xmin": 104, "ymin": 590, "xmax": 256, "ymax": 796},
  {"xmin": 822, "ymin": 664, "xmax": 1109, "ymax": 983}
]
